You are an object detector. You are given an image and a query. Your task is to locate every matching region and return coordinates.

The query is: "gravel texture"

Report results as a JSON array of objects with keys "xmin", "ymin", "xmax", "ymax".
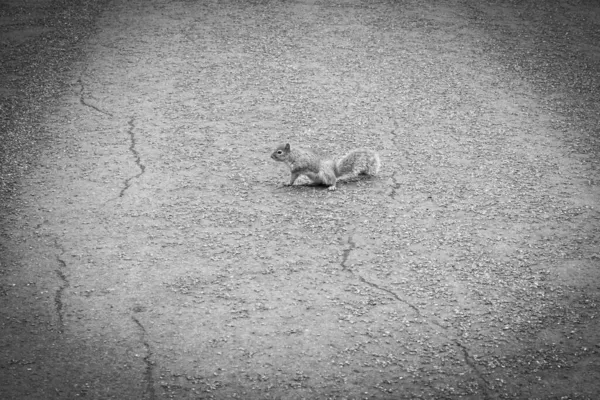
[
  {"xmin": 0, "ymin": 0, "xmax": 107, "ymax": 201},
  {"xmin": 1, "ymin": 0, "xmax": 599, "ymax": 399}
]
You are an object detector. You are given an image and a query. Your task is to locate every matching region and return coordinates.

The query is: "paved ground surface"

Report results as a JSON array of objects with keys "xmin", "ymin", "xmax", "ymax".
[{"xmin": 1, "ymin": 0, "xmax": 599, "ymax": 399}]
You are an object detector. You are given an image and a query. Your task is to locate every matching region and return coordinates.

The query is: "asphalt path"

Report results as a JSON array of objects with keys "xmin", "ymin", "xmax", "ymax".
[{"xmin": 1, "ymin": 0, "xmax": 599, "ymax": 399}]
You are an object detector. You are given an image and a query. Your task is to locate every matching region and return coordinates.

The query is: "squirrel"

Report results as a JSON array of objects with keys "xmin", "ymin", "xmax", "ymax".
[{"xmin": 270, "ymin": 143, "xmax": 381, "ymax": 191}]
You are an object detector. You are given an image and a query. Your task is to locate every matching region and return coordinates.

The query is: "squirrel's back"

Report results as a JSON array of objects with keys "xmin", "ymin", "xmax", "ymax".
[{"xmin": 271, "ymin": 143, "xmax": 323, "ymax": 171}]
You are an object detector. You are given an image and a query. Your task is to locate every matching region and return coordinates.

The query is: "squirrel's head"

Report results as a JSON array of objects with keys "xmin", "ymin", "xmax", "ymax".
[{"xmin": 271, "ymin": 143, "xmax": 291, "ymax": 162}]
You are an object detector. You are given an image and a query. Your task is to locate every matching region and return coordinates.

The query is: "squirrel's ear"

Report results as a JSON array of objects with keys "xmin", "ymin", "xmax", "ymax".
[{"xmin": 285, "ymin": 143, "xmax": 291, "ymax": 151}]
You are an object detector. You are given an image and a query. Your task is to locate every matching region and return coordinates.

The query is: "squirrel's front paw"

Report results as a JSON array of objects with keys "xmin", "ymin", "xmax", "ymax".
[{"xmin": 328, "ymin": 185, "xmax": 337, "ymax": 191}]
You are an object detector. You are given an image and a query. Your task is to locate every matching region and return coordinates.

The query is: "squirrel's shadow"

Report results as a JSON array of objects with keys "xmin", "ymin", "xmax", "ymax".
[
  {"xmin": 337, "ymin": 175, "xmax": 377, "ymax": 188},
  {"xmin": 280, "ymin": 175, "xmax": 376, "ymax": 190}
]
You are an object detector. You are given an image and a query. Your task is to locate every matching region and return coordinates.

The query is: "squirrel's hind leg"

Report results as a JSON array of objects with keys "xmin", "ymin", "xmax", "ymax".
[{"xmin": 317, "ymin": 170, "xmax": 337, "ymax": 190}]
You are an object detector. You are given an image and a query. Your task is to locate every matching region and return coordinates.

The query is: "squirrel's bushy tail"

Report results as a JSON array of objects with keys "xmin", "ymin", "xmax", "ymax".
[{"xmin": 335, "ymin": 149, "xmax": 381, "ymax": 177}]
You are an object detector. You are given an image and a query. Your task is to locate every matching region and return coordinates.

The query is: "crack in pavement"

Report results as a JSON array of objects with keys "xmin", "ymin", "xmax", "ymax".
[
  {"xmin": 455, "ymin": 339, "xmax": 491, "ymax": 400},
  {"xmin": 77, "ymin": 75, "xmax": 113, "ymax": 117},
  {"xmin": 132, "ymin": 316, "xmax": 156, "ymax": 400},
  {"xmin": 118, "ymin": 117, "xmax": 146, "ymax": 198},
  {"xmin": 53, "ymin": 240, "xmax": 69, "ymax": 334},
  {"xmin": 340, "ymin": 235, "xmax": 356, "ymax": 271},
  {"xmin": 341, "ymin": 231, "xmax": 491, "ymax": 397},
  {"xmin": 356, "ymin": 274, "xmax": 422, "ymax": 318},
  {"xmin": 388, "ymin": 121, "xmax": 401, "ymax": 200},
  {"xmin": 341, "ymin": 233, "xmax": 422, "ymax": 316},
  {"xmin": 389, "ymin": 171, "xmax": 401, "ymax": 200}
]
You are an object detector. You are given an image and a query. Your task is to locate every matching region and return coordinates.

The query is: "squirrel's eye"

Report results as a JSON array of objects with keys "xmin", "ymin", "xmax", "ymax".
[{"xmin": 277, "ymin": 151, "xmax": 282, "ymax": 154}]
